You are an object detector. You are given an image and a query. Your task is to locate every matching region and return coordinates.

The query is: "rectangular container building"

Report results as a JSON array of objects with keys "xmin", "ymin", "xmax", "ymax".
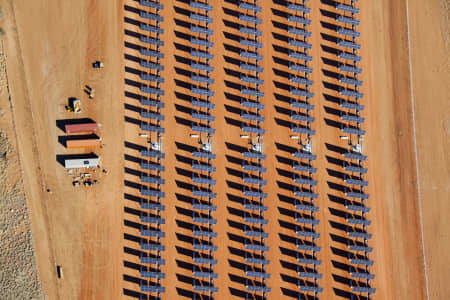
[
  {"xmin": 66, "ymin": 138, "xmax": 101, "ymax": 149},
  {"xmin": 65, "ymin": 123, "xmax": 98, "ymax": 134},
  {"xmin": 64, "ymin": 157, "xmax": 100, "ymax": 169}
]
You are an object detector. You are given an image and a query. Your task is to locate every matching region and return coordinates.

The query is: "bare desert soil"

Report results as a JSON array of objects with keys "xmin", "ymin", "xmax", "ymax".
[{"xmin": 0, "ymin": 0, "xmax": 448, "ymax": 299}]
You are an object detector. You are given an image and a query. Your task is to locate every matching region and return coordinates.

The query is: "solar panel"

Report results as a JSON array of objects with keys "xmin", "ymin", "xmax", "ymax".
[
  {"xmin": 241, "ymin": 113, "xmax": 265, "ymax": 122},
  {"xmin": 293, "ymin": 152, "xmax": 317, "ymax": 160},
  {"xmin": 297, "ymin": 244, "xmax": 321, "ymax": 252},
  {"xmin": 244, "ymin": 204, "xmax": 268, "ymax": 211},
  {"xmin": 345, "ymin": 166, "xmax": 368, "ymax": 174},
  {"xmin": 140, "ymin": 285, "xmax": 165, "ymax": 293},
  {"xmin": 287, "ymin": 4, "xmax": 311, "ymax": 13},
  {"xmin": 140, "ymin": 176, "xmax": 165, "ymax": 184},
  {"xmin": 295, "ymin": 191, "xmax": 319, "ymax": 198},
  {"xmin": 192, "ymin": 204, "xmax": 217, "ymax": 211},
  {"xmin": 288, "ymin": 16, "xmax": 312, "ymax": 25},
  {"xmin": 244, "ymin": 190, "xmax": 268, "ymax": 198},
  {"xmin": 190, "ymin": 50, "xmax": 214, "ymax": 60},
  {"xmin": 191, "ymin": 125, "xmax": 216, "ymax": 134},
  {"xmin": 299, "ymin": 285, "xmax": 323, "ymax": 293},
  {"xmin": 241, "ymin": 100, "xmax": 265, "ymax": 109},
  {"xmin": 193, "ymin": 244, "xmax": 218, "ymax": 251},
  {"xmin": 140, "ymin": 86, "xmax": 165, "ymax": 96},
  {"xmin": 141, "ymin": 150, "xmax": 165, "ymax": 158},
  {"xmin": 240, "ymin": 63, "xmax": 264, "ymax": 72},
  {"xmin": 296, "ymin": 218, "xmax": 320, "ymax": 225},
  {"xmin": 140, "ymin": 242, "xmax": 165, "ymax": 251},
  {"xmin": 241, "ymin": 89, "xmax": 264, "ymax": 97},
  {"xmin": 192, "ymin": 151, "xmax": 216, "ymax": 159},
  {"xmin": 296, "ymin": 231, "xmax": 320, "ymax": 238},
  {"xmin": 140, "ymin": 229, "xmax": 165, "ymax": 237},
  {"xmin": 140, "ymin": 11, "xmax": 163, "ymax": 22},
  {"xmin": 141, "ymin": 111, "xmax": 165, "ymax": 120},
  {"xmin": 339, "ymin": 76, "xmax": 363, "ymax": 86},
  {"xmin": 337, "ymin": 27, "xmax": 360, "ymax": 37},
  {"xmin": 194, "ymin": 285, "xmax": 218, "ymax": 293},
  {"xmin": 141, "ymin": 216, "xmax": 165, "ymax": 224},
  {"xmin": 240, "ymin": 27, "xmax": 263, "ymax": 36},
  {"xmin": 244, "ymin": 230, "xmax": 269, "ymax": 238},
  {"xmin": 246, "ymin": 271, "xmax": 270, "ymax": 279},
  {"xmin": 337, "ymin": 40, "xmax": 361, "ymax": 50},
  {"xmin": 289, "ymin": 51, "xmax": 313, "ymax": 61},
  {"xmin": 239, "ymin": 14, "xmax": 262, "ymax": 24},
  {"xmin": 242, "ymin": 126, "xmax": 266, "ymax": 135},
  {"xmin": 297, "ymin": 258, "xmax": 322, "ymax": 265},
  {"xmin": 345, "ymin": 178, "xmax": 368, "ymax": 186},
  {"xmin": 295, "ymin": 204, "xmax": 319, "ymax": 212},
  {"xmin": 290, "ymin": 76, "xmax": 314, "ymax": 85},
  {"xmin": 192, "ymin": 177, "xmax": 216, "ymax": 185},
  {"xmin": 191, "ymin": 75, "xmax": 214, "ymax": 85},
  {"xmin": 193, "ymin": 272, "xmax": 218, "ymax": 279},
  {"xmin": 192, "ymin": 190, "xmax": 217, "ymax": 198},
  {"xmin": 140, "ymin": 24, "xmax": 164, "ymax": 34},
  {"xmin": 140, "ymin": 36, "xmax": 164, "ymax": 46},
  {"xmin": 339, "ymin": 64, "xmax": 363, "ymax": 73},
  {"xmin": 341, "ymin": 114, "xmax": 365, "ymax": 123},
  {"xmin": 291, "ymin": 114, "xmax": 315, "ymax": 123},
  {"xmin": 193, "ymin": 258, "xmax": 218, "ymax": 265},
  {"xmin": 191, "ymin": 62, "xmax": 214, "ymax": 72},
  {"xmin": 141, "ymin": 202, "xmax": 165, "ymax": 211},
  {"xmin": 192, "ymin": 164, "xmax": 216, "ymax": 172},
  {"xmin": 140, "ymin": 0, "xmax": 163, "ymax": 10},
  {"xmin": 289, "ymin": 64, "xmax": 313, "ymax": 73},
  {"xmin": 293, "ymin": 164, "xmax": 317, "ymax": 173},
  {"xmin": 245, "ymin": 244, "xmax": 269, "ymax": 251},
  {"xmin": 352, "ymin": 287, "xmax": 376, "ymax": 294},
  {"xmin": 346, "ymin": 192, "xmax": 370, "ymax": 199},
  {"xmin": 244, "ymin": 217, "xmax": 269, "ymax": 224},
  {"xmin": 342, "ymin": 127, "xmax": 366, "ymax": 135},
  {"xmin": 294, "ymin": 178, "xmax": 318, "ymax": 186},
  {"xmin": 190, "ymin": 1, "xmax": 213, "ymax": 11},
  {"xmin": 190, "ymin": 13, "xmax": 213, "ymax": 23},
  {"xmin": 289, "ymin": 39, "xmax": 312, "ymax": 49},
  {"xmin": 140, "ymin": 73, "xmax": 164, "ymax": 83},
  {"xmin": 298, "ymin": 272, "xmax": 323, "ymax": 279},
  {"xmin": 140, "ymin": 60, "xmax": 164, "ymax": 71},
  {"xmin": 192, "ymin": 217, "xmax": 217, "ymax": 224},
  {"xmin": 290, "ymin": 88, "xmax": 314, "ymax": 98},
  {"xmin": 351, "ymin": 272, "xmax": 375, "ymax": 280},
  {"xmin": 336, "ymin": 16, "xmax": 360, "ymax": 26},
  {"xmin": 193, "ymin": 231, "xmax": 218, "ymax": 238},
  {"xmin": 243, "ymin": 177, "xmax": 267, "ymax": 186},
  {"xmin": 349, "ymin": 259, "xmax": 374, "ymax": 266},
  {"xmin": 290, "ymin": 101, "xmax": 315, "ymax": 110},
  {"xmin": 340, "ymin": 89, "xmax": 364, "ymax": 98},
  {"xmin": 141, "ymin": 162, "xmax": 165, "ymax": 171},
  {"xmin": 291, "ymin": 126, "xmax": 316, "ymax": 135},
  {"xmin": 239, "ymin": 3, "xmax": 262, "ymax": 12},
  {"xmin": 348, "ymin": 232, "xmax": 372, "ymax": 239},
  {"xmin": 240, "ymin": 39, "xmax": 263, "ymax": 48},
  {"xmin": 191, "ymin": 100, "xmax": 215, "ymax": 109},
  {"xmin": 140, "ymin": 49, "xmax": 164, "ymax": 58},
  {"xmin": 339, "ymin": 52, "xmax": 362, "ymax": 62},
  {"xmin": 347, "ymin": 218, "xmax": 371, "ymax": 226},
  {"xmin": 246, "ymin": 258, "xmax": 270, "ymax": 265},
  {"xmin": 191, "ymin": 87, "xmax": 215, "ymax": 97},
  {"xmin": 191, "ymin": 112, "xmax": 215, "ymax": 121},
  {"xmin": 140, "ymin": 188, "xmax": 165, "ymax": 198},
  {"xmin": 340, "ymin": 101, "xmax": 364, "ymax": 110},
  {"xmin": 190, "ymin": 25, "xmax": 214, "ymax": 35},
  {"xmin": 243, "ymin": 152, "xmax": 266, "ymax": 159},
  {"xmin": 190, "ymin": 38, "xmax": 214, "ymax": 48},
  {"xmin": 349, "ymin": 245, "xmax": 373, "ymax": 252},
  {"xmin": 336, "ymin": 3, "xmax": 360, "ymax": 14},
  {"xmin": 246, "ymin": 286, "xmax": 271, "ymax": 292},
  {"xmin": 243, "ymin": 164, "xmax": 267, "ymax": 172}
]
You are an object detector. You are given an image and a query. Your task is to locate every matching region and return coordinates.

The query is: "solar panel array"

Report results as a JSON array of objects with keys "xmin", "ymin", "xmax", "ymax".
[
  {"xmin": 236, "ymin": 1, "xmax": 271, "ymax": 297},
  {"xmin": 135, "ymin": 0, "xmax": 166, "ymax": 296},
  {"xmin": 335, "ymin": 0, "xmax": 376, "ymax": 297}
]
